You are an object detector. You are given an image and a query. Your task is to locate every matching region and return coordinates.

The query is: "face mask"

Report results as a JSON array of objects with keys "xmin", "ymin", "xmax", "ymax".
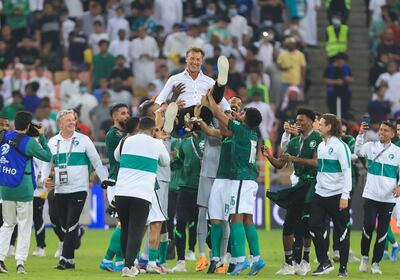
[
  {"xmin": 79, "ymin": 86, "xmax": 87, "ymax": 94},
  {"xmin": 263, "ymin": 20, "xmax": 273, "ymax": 27},
  {"xmin": 332, "ymin": 18, "xmax": 341, "ymax": 26},
  {"xmin": 206, "ymin": 9, "xmax": 216, "ymax": 16},
  {"xmin": 228, "ymin": 9, "xmax": 237, "ymax": 16}
]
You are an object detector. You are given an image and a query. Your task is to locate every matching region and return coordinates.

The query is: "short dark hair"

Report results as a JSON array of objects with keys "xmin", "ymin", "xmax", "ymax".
[
  {"xmin": 186, "ymin": 47, "xmax": 205, "ymax": 57},
  {"xmin": 244, "ymin": 107, "xmax": 262, "ymax": 129},
  {"xmin": 382, "ymin": 120, "xmax": 396, "ymax": 133},
  {"xmin": 15, "ymin": 111, "xmax": 33, "ymax": 131},
  {"xmin": 297, "ymin": 108, "xmax": 315, "ymax": 122},
  {"xmin": 322, "ymin": 113, "xmax": 342, "ymax": 137},
  {"xmin": 30, "ymin": 81, "xmax": 40, "ymax": 92},
  {"xmin": 139, "ymin": 117, "xmax": 155, "ymax": 130},
  {"xmin": 0, "ymin": 115, "xmax": 7, "ymax": 120},
  {"xmin": 125, "ymin": 117, "xmax": 140, "ymax": 134},
  {"xmin": 138, "ymin": 99, "xmax": 155, "ymax": 117},
  {"xmin": 396, "ymin": 118, "xmax": 400, "ymax": 125},
  {"xmin": 110, "ymin": 103, "xmax": 129, "ymax": 117},
  {"xmin": 98, "ymin": 39, "xmax": 109, "ymax": 46}
]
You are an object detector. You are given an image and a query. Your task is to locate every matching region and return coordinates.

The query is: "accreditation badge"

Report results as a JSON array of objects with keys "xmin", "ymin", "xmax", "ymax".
[{"xmin": 58, "ymin": 163, "xmax": 69, "ymax": 185}]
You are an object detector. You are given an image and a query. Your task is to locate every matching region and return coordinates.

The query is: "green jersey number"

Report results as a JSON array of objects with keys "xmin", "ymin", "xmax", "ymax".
[{"xmin": 249, "ymin": 140, "xmax": 257, "ymax": 164}]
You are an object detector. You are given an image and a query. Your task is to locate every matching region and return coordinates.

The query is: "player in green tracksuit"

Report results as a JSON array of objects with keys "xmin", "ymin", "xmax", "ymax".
[
  {"xmin": 382, "ymin": 120, "xmax": 400, "ymax": 261},
  {"xmin": 206, "ymin": 91, "xmax": 263, "ymax": 276},
  {"xmin": 171, "ymin": 132, "xmax": 205, "ymax": 272},
  {"xmin": 99, "ymin": 104, "xmax": 130, "ymax": 272},
  {"xmin": 167, "ymin": 137, "xmax": 183, "ymax": 260},
  {"xmin": 264, "ymin": 109, "xmax": 322, "ymax": 276}
]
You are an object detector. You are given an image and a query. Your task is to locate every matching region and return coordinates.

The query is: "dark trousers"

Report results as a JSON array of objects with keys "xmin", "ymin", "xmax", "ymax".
[
  {"xmin": 175, "ymin": 189, "xmax": 199, "ymax": 260},
  {"xmin": 0, "ymin": 203, "xmax": 17, "ymax": 246},
  {"xmin": 361, "ymin": 198, "xmax": 395, "ymax": 263},
  {"xmin": 175, "ymin": 82, "xmax": 225, "ymax": 132},
  {"xmin": 47, "ymin": 190, "xmax": 64, "ymax": 242},
  {"xmin": 33, "ymin": 197, "xmax": 46, "ymax": 248},
  {"xmin": 115, "ymin": 196, "xmax": 150, "ymax": 268},
  {"xmin": 327, "ymin": 92, "xmax": 350, "ymax": 117},
  {"xmin": 167, "ymin": 190, "xmax": 178, "ymax": 240},
  {"xmin": 55, "ymin": 191, "xmax": 87, "ymax": 259},
  {"xmin": 310, "ymin": 194, "xmax": 350, "ymax": 268},
  {"xmin": 326, "ymin": 198, "xmax": 353, "ymax": 252}
]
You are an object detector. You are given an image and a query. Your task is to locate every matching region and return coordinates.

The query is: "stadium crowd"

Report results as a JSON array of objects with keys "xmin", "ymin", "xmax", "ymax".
[{"xmin": 0, "ymin": 0, "xmax": 400, "ymax": 278}]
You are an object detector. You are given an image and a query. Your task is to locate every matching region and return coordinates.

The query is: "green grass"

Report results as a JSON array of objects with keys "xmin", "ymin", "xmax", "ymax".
[{"xmin": 2, "ymin": 229, "xmax": 400, "ymax": 279}]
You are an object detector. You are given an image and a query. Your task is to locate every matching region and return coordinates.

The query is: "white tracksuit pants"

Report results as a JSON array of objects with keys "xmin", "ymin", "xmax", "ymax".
[{"xmin": 0, "ymin": 200, "xmax": 33, "ymax": 264}]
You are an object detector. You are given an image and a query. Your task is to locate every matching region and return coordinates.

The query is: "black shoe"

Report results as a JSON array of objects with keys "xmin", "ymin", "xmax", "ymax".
[
  {"xmin": 207, "ymin": 260, "xmax": 218, "ymax": 274},
  {"xmin": 338, "ymin": 267, "xmax": 348, "ymax": 278},
  {"xmin": 227, "ymin": 263, "xmax": 236, "ymax": 273},
  {"xmin": 167, "ymin": 241, "xmax": 175, "ymax": 260},
  {"xmin": 56, "ymin": 259, "xmax": 66, "ymax": 270},
  {"xmin": 56, "ymin": 259, "xmax": 75, "ymax": 270},
  {"xmin": 0, "ymin": 261, "xmax": 8, "ymax": 273},
  {"xmin": 312, "ymin": 261, "xmax": 334, "ymax": 276},
  {"xmin": 75, "ymin": 226, "xmax": 85, "ymax": 249}
]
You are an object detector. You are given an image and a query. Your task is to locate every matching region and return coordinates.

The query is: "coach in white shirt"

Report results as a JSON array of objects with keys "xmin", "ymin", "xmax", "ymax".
[
  {"xmin": 114, "ymin": 117, "xmax": 170, "ymax": 277},
  {"xmin": 155, "ymin": 47, "xmax": 230, "ymax": 133},
  {"xmin": 42, "ymin": 110, "xmax": 108, "ymax": 270}
]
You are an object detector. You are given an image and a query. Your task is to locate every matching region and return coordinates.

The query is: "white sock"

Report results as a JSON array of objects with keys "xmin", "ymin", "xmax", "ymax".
[{"xmin": 392, "ymin": 242, "xmax": 398, "ymax": 248}]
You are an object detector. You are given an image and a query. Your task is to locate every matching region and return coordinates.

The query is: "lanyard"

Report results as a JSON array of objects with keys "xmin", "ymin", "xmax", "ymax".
[
  {"xmin": 372, "ymin": 143, "xmax": 391, "ymax": 162},
  {"xmin": 191, "ymin": 137, "xmax": 202, "ymax": 160},
  {"xmin": 56, "ymin": 137, "xmax": 75, "ymax": 167}
]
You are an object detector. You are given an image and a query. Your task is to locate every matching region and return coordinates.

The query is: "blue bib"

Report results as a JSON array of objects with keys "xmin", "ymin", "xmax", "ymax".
[{"xmin": 0, "ymin": 131, "xmax": 31, "ymax": 188}]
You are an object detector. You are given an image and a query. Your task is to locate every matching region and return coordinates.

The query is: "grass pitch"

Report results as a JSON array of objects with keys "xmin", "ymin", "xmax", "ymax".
[{"xmin": 2, "ymin": 229, "xmax": 399, "ymax": 279}]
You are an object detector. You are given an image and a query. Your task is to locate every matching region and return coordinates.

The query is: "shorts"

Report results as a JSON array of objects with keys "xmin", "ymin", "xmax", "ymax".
[
  {"xmin": 197, "ymin": 176, "xmax": 215, "ymax": 208},
  {"xmin": 230, "ymin": 180, "xmax": 258, "ymax": 215},
  {"xmin": 156, "ymin": 179, "xmax": 169, "ymax": 216},
  {"xmin": 147, "ymin": 191, "xmax": 167, "ymax": 225},
  {"xmin": 208, "ymin": 179, "xmax": 232, "ymax": 221}
]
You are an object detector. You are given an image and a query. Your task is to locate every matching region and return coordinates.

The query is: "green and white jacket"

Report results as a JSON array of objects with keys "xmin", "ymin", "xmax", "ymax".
[
  {"xmin": 355, "ymin": 135, "xmax": 400, "ymax": 203},
  {"xmin": 316, "ymin": 136, "xmax": 352, "ymax": 200},
  {"xmin": 42, "ymin": 131, "xmax": 108, "ymax": 194}
]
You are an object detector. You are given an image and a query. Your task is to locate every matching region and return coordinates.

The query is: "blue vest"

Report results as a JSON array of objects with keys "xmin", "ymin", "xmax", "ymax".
[{"xmin": 0, "ymin": 131, "xmax": 33, "ymax": 188}]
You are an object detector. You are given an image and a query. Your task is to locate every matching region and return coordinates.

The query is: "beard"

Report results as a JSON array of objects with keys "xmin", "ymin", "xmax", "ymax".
[{"xmin": 119, "ymin": 121, "xmax": 126, "ymax": 129}]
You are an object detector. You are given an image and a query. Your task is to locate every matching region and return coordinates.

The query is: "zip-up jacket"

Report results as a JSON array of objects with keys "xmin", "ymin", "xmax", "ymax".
[
  {"xmin": 316, "ymin": 136, "xmax": 352, "ymax": 199},
  {"xmin": 355, "ymin": 134, "xmax": 400, "ymax": 203}
]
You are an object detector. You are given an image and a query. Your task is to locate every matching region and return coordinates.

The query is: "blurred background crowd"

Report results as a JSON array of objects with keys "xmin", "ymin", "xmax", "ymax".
[{"xmin": 0, "ymin": 0, "xmax": 398, "ymax": 153}]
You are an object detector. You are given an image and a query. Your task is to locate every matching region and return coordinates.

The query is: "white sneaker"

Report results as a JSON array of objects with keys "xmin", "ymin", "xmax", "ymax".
[
  {"xmin": 332, "ymin": 250, "xmax": 340, "ymax": 262},
  {"xmin": 54, "ymin": 242, "xmax": 63, "ymax": 258},
  {"xmin": 172, "ymin": 261, "xmax": 187, "ymax": 272},
  {"xmin": 121, "ymin": 266, "xmax": 139, "ymax": 277},
  {"xmin": 276, "ymin": 262, "xmax": 295, "ymax": 275},
  {"xmin": 348, "ymin": 250, "xmax": 360, "ymax": 263},
  {"xmin": 185, "ymin": 250, "xmax": 196, "ymax": 261},
  {"xmin": 7, "ymin": 245, "xmax": 15, "ymax": 257},
  {"xmin": 217, "ymin": 56, "xmax": 229, "ymax": 86},
  {"xmin": 163, "ymin": 102, "xmax": 178, "ymax": 134},
  {"xmin": 295, "ymin": 260, "xmax": 311, "ymax": 276},
  {"xmin": 359, "ymin": 256, "xmax": 369, "ymax": 272},
  {"xmin": 371, "ymin": 262, "xmax": 382, "ymax": 274},
  {"xmin": 146, "ymin": 263, "xmax": 162, "ymax": 274},
  {"xmin": 32, "ymin": 247, "xmax": 46, "ymax": 257}
]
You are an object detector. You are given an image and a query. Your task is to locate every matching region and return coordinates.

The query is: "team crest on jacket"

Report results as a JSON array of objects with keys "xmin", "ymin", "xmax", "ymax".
[
  {"xmin": 0, "ymin": 144, "xmax": 10, "ymax": 155},
  {"xmin": 73, "ymin": 139, "xmax": 80, "ymax": 146},
  {"xmin": 309, "ymin": 140, "xmax": 316, "ymax": 148},
  {"xmin": 328, "ymin": 147, "xmax": 334, "ymax": 155},
  {"xmin": 389, "ymin": 153, "xmax": 395, "ymax": 160}
]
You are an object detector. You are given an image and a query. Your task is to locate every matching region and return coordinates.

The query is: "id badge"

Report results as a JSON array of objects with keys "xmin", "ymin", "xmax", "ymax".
[{"xmin": 58, "ymin": 164, "xmax": 69, "ymax": 185}]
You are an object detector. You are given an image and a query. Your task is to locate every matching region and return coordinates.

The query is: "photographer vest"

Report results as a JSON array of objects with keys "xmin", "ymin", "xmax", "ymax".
[{"xmin": 0, "ymin": 131, "xmax": 35, "ymax": 188}]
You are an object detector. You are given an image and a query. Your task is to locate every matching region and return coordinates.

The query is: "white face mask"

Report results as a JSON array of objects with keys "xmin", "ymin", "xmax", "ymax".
[
  {"xmin": 206, "ymin": 9, "xmax": 216, "ymax": 16},
  {"xmin": 332, "ymin": 18, "xmax": 341, "ymax": 26}
]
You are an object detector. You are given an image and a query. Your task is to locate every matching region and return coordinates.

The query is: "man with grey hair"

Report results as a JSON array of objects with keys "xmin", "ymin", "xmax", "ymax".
[{"xmin": 42, "ymin": 109, "xmax": 108, "ymax": 270}]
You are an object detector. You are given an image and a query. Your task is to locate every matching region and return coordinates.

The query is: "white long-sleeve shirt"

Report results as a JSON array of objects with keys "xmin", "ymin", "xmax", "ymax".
[
  {"xmin": 245, "ymin": 101, "xmax": 275, "ymax": 141},
  {"xmin": 355, "ymin": 135, "xmax": 400, "ymax": 203},
  {"xmin": 41, "ymin": 131, "xmax": 108, "ymax": 194},
  {"xmin": 114, "ymin": 133, "xmax": 170, "ymax": 203},
  {"xmin": 31, "ymin": 76, "xmax": 55, "ymax": 99},
  {"xmin": 316, "ymin": 136, "xmax": 352, "ymax": 199}
]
